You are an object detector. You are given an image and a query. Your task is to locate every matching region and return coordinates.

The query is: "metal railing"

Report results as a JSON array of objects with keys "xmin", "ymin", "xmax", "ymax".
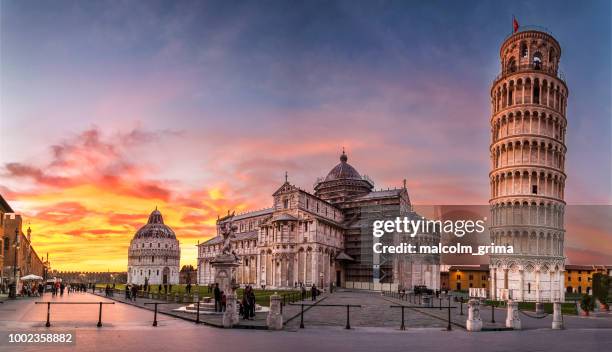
[
  {"xmin": 503, "ymin": 25, "xmax": 556, "ymax": 41},
  {"xmin": 288, "ymin": 303, "xmax": 361, "ymax": 329},
  {"xmin": 34, "ymin": 301, "xmax": 115, "ymax": 327},
  {"xmin": 143, "ymin": 302, "xmax": 176, "ymax": 327},
  {"xmin": 384, "ymin": 292, "xmax": 458, "ymax": 330},
  {"xmin": 493, "ymin": 63, "xmax": 566, "ymax": 84}
]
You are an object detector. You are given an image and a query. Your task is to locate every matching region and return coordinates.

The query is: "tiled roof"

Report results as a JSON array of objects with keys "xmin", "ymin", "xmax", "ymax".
[
  {"xmin": 448, "ymin": 264, "xmax": 490, "ymax": 272},
  {"xmin": 220, "ymin": 208, "xmax": 274, "ymax": 222},
  {"xmin": 352, "ymin": 189, "xmax": 403, "ymax": 200},
  {"xmin": 199, "ymin": 230, "xmax": 258, "ymax": 246}
]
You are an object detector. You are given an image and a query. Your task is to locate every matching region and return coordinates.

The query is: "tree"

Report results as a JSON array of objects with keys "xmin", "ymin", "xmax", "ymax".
[
  {"xmin": 592, "ymin": 273, "xmax": 610, "ymax": 310},
  {"xmin": 580, "ymin": 294, "xmax": 594, "ymax": 316}
]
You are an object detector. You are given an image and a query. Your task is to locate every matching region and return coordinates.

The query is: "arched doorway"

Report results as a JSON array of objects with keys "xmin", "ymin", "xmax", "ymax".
[{"xmin": 162, "ymin": 267, "xmax": 170, "ymax": 285}]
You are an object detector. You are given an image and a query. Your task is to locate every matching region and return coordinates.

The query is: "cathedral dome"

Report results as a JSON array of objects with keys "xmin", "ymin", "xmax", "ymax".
[
  {"xmin": 324, "ymin": 151, "xmax": 362, "ymax": 181},
  {"xmin": 134, "ymin": 209, "xmax": 177, "ymax": 240}
]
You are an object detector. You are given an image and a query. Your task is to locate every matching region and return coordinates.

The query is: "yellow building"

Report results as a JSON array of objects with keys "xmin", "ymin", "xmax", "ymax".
[
  {"xmin": 448, "ymin": 265, "xmax": 490, "ymax": 292},
  {"xmin": 565, "ymin": 265, "xmax": 612, "ymax": 295}
]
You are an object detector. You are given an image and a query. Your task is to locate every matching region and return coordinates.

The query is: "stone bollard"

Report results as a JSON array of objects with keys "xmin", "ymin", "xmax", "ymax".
[
  {"xmin": 505, "ymin": 300, "xmax": 521, "ymax": 329},
  {"xmin": 193, "ymin": 293, "xmax": 199, "ymax": 303},
  {"xmin": 552, "ymin": 302, "xmax": 564, "ymax": 329},
  {"xmin": 535, "ymin": 302, "xmax": 545, "ymax": 315},
  {"xmin": 223, "ymin": 292, "xmax": 240, "ymax": 328},
  {"xmin": 267, "ymin": 293, "xmax": 283, "ymax": 330},
  {"xmin": 466, "ymin": 299, "xmax": 483, "ymax": 332},
  {"xmin": 175, "ymin": 293, "xmax": 180, "ymax": 303}
]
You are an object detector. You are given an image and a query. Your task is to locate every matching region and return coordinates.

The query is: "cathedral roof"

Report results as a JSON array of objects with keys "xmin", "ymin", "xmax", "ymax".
[
  {"xmin": 199, "ymin": 230, "xmax": 258, "ymax": 246},
  {"xmin": 324, "ymin": 151, "xmax": 362, "ymax": 181},
  {"xmin": 134, "ymin": 208, "xmax": 177, "ymax": 240}
]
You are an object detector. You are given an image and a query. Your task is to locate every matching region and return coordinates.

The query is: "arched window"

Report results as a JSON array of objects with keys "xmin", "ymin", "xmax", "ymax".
[
  {"xmin": 152, "ymin": 256, "xmax": 155, "ymax": 262},
  {"xmin": 548, "ymin": 48, "xmax": 556, "ymax": 65},
  {"xmin": 533, "ymin": 52, "xmax": 542, "ymax": 70},
  {"xmin": 533, "ymin": 84, "xmax": 540, "ymax": 104},
  {"xmin": 507, "ymin": 58, "xmax": 517, "ymax": 73},
  {"xmin": 520, "ymin": 42, "xmax": 528, "ymax": 58}
]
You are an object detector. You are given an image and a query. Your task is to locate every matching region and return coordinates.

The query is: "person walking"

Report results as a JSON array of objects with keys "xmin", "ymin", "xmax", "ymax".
[
  {"xmin": 220, "ymin": 291, "xmax": 227, "ymax": 312},
  {"xmin": 311, "ymin": 284, "xmax": 317, "ymax": 301},
  {"xmin": 301, "ymin": 285, "xmax": 306, "ymax": 300},
  {"xmin": 186, "ymin": 283, "xmax": 192, "ymax": 294},
  {"xmin": 213, "ymin": 283, "xmax": 221, "ymax": 312},
  {"xmin": 131, "ymin": 285, "xmax": 138, "ymax": 302},
  {"xmin": 248, "ymin": 286, "xmax": 256, "ymax": 319},
  {"xmin": 125, "ymin": 285, "xmax": 131, "ymax": 300},
  {"xmin": 242, "ymin": 286, "xmax": 250, "ymax": 320}
]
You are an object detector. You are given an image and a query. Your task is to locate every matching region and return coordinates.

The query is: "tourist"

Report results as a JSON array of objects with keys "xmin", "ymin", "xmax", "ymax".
[
  {"xmin": 186, "ymin": 283, "xmax": 191, "ymax": 294},
  {"xmin": 311, "ymin": 284, "xmax": 317, "ymax": 301},
  {"xmin": 220, "ymin": 291, "xmax": 226, "ymax": 312},
  {"xmin": 213, "ymin": 283, "xmax": 221, "ymax": 312},
  {"xmin": 125, "ymin": 285, "xmax": 131, "ymax": 300},
  {"xmin": 60, "ymin": 282, "xmax": 65, "ymax": 296},
  {"xmin": 248, "ymin": 286, "xmax": 256, "ymax": 318},
  {"xmin": 131, "ymin": 285, "xmax": 138, "ymax": 302},
  {"xmin": 241, "ymin": 287, "xmax": 250, "ymax": 320},
  {"xmin": 38, "ymin": 283, "xmax": 44, "ymax": 296}
]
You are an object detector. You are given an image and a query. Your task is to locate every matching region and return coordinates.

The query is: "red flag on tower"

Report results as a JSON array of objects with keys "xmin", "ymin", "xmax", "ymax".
[{"xmin": 513, "ymin": 16, "xmax": 519, "ymax": 33}]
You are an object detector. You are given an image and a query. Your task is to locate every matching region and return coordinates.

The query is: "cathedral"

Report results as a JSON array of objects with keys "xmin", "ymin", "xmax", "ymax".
[
  {"xmin": 197, "ymin": 151, "xmax": 440, "ymax": 291},
  {"xmin": 127, "ymin": 209, "xmax": 180, "ymax": 285}
]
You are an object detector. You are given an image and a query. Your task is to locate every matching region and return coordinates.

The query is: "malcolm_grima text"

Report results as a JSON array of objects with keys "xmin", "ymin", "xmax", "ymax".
[{"xmin": 373, "ymin": 242, "xmax": 514, "ymax": 256}]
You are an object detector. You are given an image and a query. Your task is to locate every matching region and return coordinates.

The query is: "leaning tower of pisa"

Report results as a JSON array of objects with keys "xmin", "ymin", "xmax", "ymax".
[{"xmin": 489, "ymin": 27, "xmax": 568, "ymax": 302}]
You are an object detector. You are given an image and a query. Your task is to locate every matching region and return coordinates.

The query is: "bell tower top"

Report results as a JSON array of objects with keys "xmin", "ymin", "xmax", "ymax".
[{"xmin": 499, "ymin": 27, "xmax": 562, "ymax": 78}]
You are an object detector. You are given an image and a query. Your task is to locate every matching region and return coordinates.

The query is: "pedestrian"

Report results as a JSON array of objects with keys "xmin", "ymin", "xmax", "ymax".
[
  {"xmin": 311, "ymin": 284, "xmax": 317, "ymax": 301},
  {"xmin": 242, "ymin": 287, "xmax": 250, "ymax": 319},
  {"xmin": 60, "ymin": 282, "xmax": 65, "ymax": 296},
  {"xmin": 158, "ymin": 284, "xmax": 162, "ymax": 293},
  {"xmin": 213, "ymin": 283, "xmax": 221, "ymax": 312},
  {"xmin": 186, "ymin": 283, "xmax": 192, "ymax": 294},
  {"xmin": 248, "ymin": 286, "xmax": 256, "ymax": 318},
  {"xmin": 301, "ymin": 285, "xmax": 306, "ymax": 300},
  {"xmin": 131, "ymin": 285, "xmax": 138, "ymax": 302},
  {"xmin": 220, "ymin": 291, "xmax": 227, "ymax": 312},
  {"xmin": 125, "ymin": 285, "xmax": 130, "ymax": 300}
]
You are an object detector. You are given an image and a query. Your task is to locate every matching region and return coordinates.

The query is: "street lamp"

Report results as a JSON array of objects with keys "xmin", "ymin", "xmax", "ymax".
[{"xmin": 9, "ymin": 227, "xmax": 20, "ymax": 299}]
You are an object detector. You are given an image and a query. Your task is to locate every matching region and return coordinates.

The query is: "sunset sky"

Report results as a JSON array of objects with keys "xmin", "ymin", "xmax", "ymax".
[{"xmin": 1, "ymin": 0, "xmax": 610, "ymax": 271}]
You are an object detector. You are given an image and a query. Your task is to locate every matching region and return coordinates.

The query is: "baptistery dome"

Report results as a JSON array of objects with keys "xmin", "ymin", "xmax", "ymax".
[
  {"xmin": 127, "ymin": 208, "xmax": 180, "ymax": 285},
  {"xmin": 134, "ymin": 209, "xmax": 177, "ymax": 239}
]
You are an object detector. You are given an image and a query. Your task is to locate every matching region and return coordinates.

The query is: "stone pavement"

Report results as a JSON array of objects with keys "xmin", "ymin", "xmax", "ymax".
[
  {"xmin": 1, "ymin": 290, "xmax": 612, "ymax": 352},
  {"xmin": 285, "ymin": 289, "xmax": 447, "ymax": 330},
  {"xmin": 0, "ymin": 291, "xmax": 190, "ymax": 329}
]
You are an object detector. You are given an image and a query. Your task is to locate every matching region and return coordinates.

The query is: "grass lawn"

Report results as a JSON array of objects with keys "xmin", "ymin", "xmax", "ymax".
[
  {"xmin": 95, "ymin": 283, "xmax": 300, "ymax": 306},
  {"xmin": 483, "ymin": 300, "xmax": 577, "ymax": 315}
]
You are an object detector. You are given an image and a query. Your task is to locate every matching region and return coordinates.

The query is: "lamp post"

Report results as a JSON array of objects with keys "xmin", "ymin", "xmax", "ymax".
[{"xmin": 9, "ymin": 227, "xmax": 20, "ymax": 299}]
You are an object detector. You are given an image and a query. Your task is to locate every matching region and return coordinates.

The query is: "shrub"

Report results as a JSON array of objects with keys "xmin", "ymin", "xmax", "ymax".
[
  {"xmin": 580, "ymin": 294, "xmax": 594, "ymax": 314},
  {"xmin": 592, "ymin": 273, "xmax": 610, "ymax": 305}
]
